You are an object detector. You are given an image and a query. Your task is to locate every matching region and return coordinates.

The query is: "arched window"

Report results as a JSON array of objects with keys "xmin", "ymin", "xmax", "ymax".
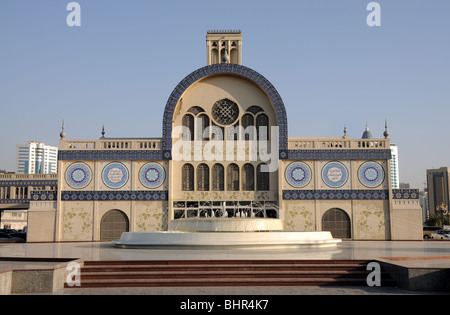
[
  {"xmin": 197, "ymin": 164, "xmax": 209, "ymax": 191},
  {"xmin": 227, "ymin": 164, "xmax": 239, "ymax": 191},
  {"xmin": 197, "ymin": 114, "xmax": 210, "ymax": 140},
  {"xmin": 212, "ymin": 164, "xmax": 224, "ymax": 191},
  {"xmin": 257, "ymin": 164, "xmax": 269, "ymax": 191},
  {"xmin": 242, "ymin": 163, "xmax": 254, "ymax": 191},
  {"xmin": 182, "ymin": 114, "xmax": 194, "ymax": 141},
  {"xmin": 241, "ymin": 114, "xmax": 255, "ymax": 140},
  {"xmin": 100, "ymin": 210, "xmax": 129, "ymax": 241},
  {"xmin": 322, "ymin": 208, "xmax": 351, "ymax": 239},
  {"xmin": 182, "ymin": 164, "xmax": 194, "ymax": 191},
  {"xmin": 256, "ymin": 114, "xmax": 269, "ymax": 140}
]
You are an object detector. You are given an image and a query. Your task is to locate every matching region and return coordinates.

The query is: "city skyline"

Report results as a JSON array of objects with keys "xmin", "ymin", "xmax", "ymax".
[{"xmin": 1, "ymin": 0, "xmax": 449, "ymax": 190}]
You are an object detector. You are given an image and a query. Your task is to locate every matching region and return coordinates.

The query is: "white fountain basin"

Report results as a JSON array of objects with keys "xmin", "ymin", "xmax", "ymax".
[
  {"xmin": 113, "ymin": 218, "xmax": 341, "ymax": 249},
  {"xmin": 113, "ymin": 230, "xmax": 341, "ymax": 248},
  {"xmin": 168, "ymin": 218, "xmax": 284, "ymax": 232}
]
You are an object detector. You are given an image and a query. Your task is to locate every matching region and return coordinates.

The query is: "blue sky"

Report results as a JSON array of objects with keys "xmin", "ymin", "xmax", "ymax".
[{"xmin": 0, "ymin": 0, "xmax": 449, "ymax": 189}]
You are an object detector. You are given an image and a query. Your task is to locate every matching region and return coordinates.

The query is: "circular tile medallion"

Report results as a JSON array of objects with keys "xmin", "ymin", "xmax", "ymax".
[
  {"xmin": 322, "ymin": 162, "xmax": 348, "ymax": 188},
  {"xmin": 139, "ymin": 163, "xmax": 165, "ymax": 188},
  {"xmin": 66, "ymin": 163, "xmax": 91, "ymax": 189},
  {"xmin": 102, "ymin": 162, "xmax": 129, "ymax": 189},
  {"xmin": 285, "ymin": 162, "xmax": 311, "ymax": 188},
  {"xmin": 358, "ymin": 162, "xmax": 384, "ymax": 187}
]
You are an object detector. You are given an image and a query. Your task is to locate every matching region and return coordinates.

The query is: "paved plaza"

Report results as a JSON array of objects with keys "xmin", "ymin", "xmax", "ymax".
[{"xmin": 1, "ymin": 240, "xmax": 450, "ymax": 295}]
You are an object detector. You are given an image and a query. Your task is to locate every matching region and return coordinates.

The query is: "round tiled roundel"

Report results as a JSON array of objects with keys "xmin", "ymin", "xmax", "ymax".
[
  {"xmin": 358, "ymin": 162, "xmax": 384, "ymax": 187},
  {"xmin": 102, "ymin": 162, "xmax": 129, "ymax": 189},
  {"xmin": 322, "ymin": 162, "xmax": 348, "ymax": 188},
  {"xmin": 285, "ymin": 162, "xmax": 311, "ymax": 188},
  {"xmin": 139, "ymin": 163, "xmax": 165, "ymax": 188},
  {"xmin": 66, "ymin": 163, "xmax": 91, "ymax": 189}
]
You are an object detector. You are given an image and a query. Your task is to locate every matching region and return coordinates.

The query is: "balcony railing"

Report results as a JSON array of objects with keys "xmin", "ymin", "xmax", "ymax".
[
  {"xmin": 288, "ymin": 137, "xmax": 390, "ymax": 150},
  {"xmin": 59, "ymin": 139, "xmax": 163, "ymax": 151}
]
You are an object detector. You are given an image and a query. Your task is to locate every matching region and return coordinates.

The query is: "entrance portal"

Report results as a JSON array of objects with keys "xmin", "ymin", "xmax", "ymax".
[
  {"xmin": 100, "ymin": 210, "xmax": 129, "ymax": 241},
  {"xmin": 322, "ymin": 208, "xmax": 351, "ymax": 239}
]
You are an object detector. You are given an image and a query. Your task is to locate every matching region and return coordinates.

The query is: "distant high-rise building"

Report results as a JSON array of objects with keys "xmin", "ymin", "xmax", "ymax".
[
  {"xmin": 426, "ymin": 167, "xmax": 450, "ymax": 216},
  {"xmin": 390, "ymin": 144, "xmax": 399, "ymax": 189},
  {"xmin": 16, "ymin": 141, "xmax": 58, "ymax": 174}
]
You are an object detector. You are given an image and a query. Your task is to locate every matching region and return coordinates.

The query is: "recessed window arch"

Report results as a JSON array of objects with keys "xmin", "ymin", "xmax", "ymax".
[
  {"xmin": 322, "ymin": 208, "xmax": 351, "ymax": 239},
  {"xmin": 182, "ymin": 114, "xmax": 194, "ymax": 141},
  {"xmin": 197, "ymin": 163, "xmax": 210, "ymax": 191},
  {"xmin": 242, "ymin": 163, "xmax": 255, "ymax": 191},
  {"xmin": 197, "ymin": 114, "xmax": 210, "ymax": 140},
  {"xmin": 187, "ymin": 106, "xmax": 205, "ymax": 115},
  {"xmin": 182, "ymin": 164, "xmax": 194, "ymax": 191},
  {"xmin": 212, "ymin": 164, "xmax": 225, "ymax": 191},
  {"xmin": 100, "ymin": 210, "xmax": 129, "ymax": 241},
  {"xmin": 246, "ymin": 106, "xmax": 264, "ymax": 115},
  {"xmin": 227, "ymin": 163, "xmax": 240, "ymax": 191},
  {"xmin": 256, "ymin": 113, "xmax": 269, "ymax": 140},
  {"xmin": 257, "ymin": 164, "xmax": 270, "ymax": 191},
  {"xmin": 241, "ymin": 114, "xmax": 255, "ymax": 141}
]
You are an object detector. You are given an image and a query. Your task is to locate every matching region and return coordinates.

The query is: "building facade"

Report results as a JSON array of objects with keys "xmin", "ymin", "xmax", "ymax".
[
  {"xmin": 390, "ymin": 144, "xmax": 399, "ymax": 189},
  {"xmin": 426, "ymin": 167, "xmax": 450, "ymax": 217},
  {"xmin": 16, "ymin": 141, "xmax": 58, "ymax": 174},
  {"xmin": 26, "ymin": 31, "xmax": 423, "ymax": 242}
]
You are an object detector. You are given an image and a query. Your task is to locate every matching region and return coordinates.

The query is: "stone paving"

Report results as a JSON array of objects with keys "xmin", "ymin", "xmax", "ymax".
[{"xmin": 2, "ymin": 240, "xmax": 450, "ymax": 295}]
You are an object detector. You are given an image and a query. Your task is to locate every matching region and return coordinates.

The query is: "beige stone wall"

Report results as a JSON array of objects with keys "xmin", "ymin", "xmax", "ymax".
[
  {"xmin": 59, "ymin": 200, "xmax": 167, "ymax": 241},
  {"xmin": 391, "ymin": 199, "xmax": 423, "ymax": 240},
  {"xmin": 27, "ymin": 201, "xmax": 57, "ymax": 242},
  {"xmin": 282, "ymin": 199, "xmax": 390, "ymax": 240}
]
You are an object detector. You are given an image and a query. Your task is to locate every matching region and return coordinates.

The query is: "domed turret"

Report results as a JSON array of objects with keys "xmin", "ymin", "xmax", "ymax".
[{"xmin": 361, "ymin": 123, "xmax": 373, "ymax": 139}]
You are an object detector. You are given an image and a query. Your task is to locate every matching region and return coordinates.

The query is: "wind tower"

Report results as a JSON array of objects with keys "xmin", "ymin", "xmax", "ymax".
[{"xmin": 206, "ymin": 30, "xmax": 242, "ymax": 65}]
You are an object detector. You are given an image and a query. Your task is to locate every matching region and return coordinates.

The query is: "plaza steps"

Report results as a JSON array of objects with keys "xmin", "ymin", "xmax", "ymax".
[{"xmin": 64, "ymin": 260, "xmax": 397, "ymax": 288}]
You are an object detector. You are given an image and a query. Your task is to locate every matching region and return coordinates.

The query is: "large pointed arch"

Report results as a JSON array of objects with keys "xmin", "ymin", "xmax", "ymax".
[{"xmin": 161, "ymin": 63, "xmax": 288, "ymax": 156}]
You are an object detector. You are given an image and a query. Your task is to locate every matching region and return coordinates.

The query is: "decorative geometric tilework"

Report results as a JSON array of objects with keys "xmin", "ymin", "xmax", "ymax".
[
  {"xmin": 102, "ymin": 163, "xmax": 129, "ymax": 189},
  {"xmin": 66, "ymin": 163, "xmax": 91, "ymax": 189},
  {"xmin": 282, "ymin": 189, "xmax": 389, "ymax": 200},
  {"xmin": 139, "ymin": 163, "xmax": 165, "ymax": 188},
  {"xmin": 286, "ymin": 149, "xmax": 391, "ymax": 160},
  {"xmin": 285, "ymin": 162, "xmax": 311, "ymax": 188},
  {"xmin": 322, "ymin": 162, "xmax": 348, "ymax": 188},
  {"xmin": 358, "ymin": 162, "xmax": 384, "ymax": 187},
  {"xmin": 392, "ymin": 189, "xmax": 419, "ymax": 199},
  {"xmin": 58, "ymin": 150, "xmax": 165, "ymax": 161},
  {"xmin": 60, "ymin": 190, "xmax": 168, "ymax": 201}
]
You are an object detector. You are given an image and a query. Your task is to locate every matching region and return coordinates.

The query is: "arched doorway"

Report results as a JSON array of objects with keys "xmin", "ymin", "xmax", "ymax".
[
  {"xmin": 322, "ymin": 208, "xmax": 351, "ymax": 239},
  {"xmin": 100, "ymin": 210, "xmax": 129, "ymax": 241}
]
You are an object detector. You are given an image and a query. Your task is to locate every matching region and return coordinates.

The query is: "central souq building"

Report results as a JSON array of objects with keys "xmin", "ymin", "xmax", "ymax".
[{"xmin": 26, "ymin": 31, "xmax": 422, "ymax": 242}]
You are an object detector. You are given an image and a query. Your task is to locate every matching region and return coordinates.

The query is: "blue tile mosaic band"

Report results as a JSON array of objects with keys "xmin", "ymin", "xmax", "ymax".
[
  {"xmin": 282, "ymin": 189, "xmax": 389, "ymax": 200},
  {"xmin": 358, "ymin": 162, "xmax": 384, "ymax": 188},
  {"xmin": 139, "ymin": 163, "xmax": 165, "ymax": 188},
  {"xmin": 65, "ymin": 163, "xmax": 91, "ymax": 189},
  {"xmin": 102, "ymin": 162, "xmax": 129, "ymax": 189},
  {"xmin": 161, "ymin": 63, "xmax": 288, "ymax": 153},
  {"xmin": 58, "ymin": 150, "xmax": 166, "ymax": 161},
  {"xmin": 285, "ymin": 149, "xmax": 392, "ymax": 160},
  {"xmin": 61, "ymin": 190, "xmax": 168, "ymax": 201},
  {"xmin": 392, "ymin": 189, "xmax": 419, "ymax": 199},
  {"xmin": 30, "ymin": 191, "xmax": 57, "ymax": 201},
  {"xmin": 0, "ymin": 180, "xmax": 57, "ymax": 187}
]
